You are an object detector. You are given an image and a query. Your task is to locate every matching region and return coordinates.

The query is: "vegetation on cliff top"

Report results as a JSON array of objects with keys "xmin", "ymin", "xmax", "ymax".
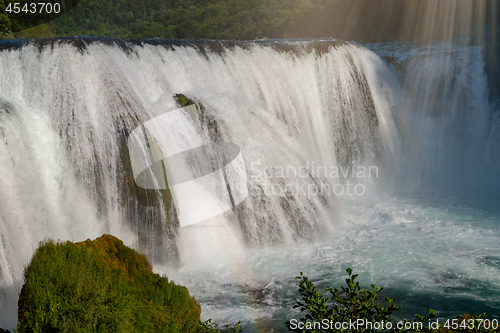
[
  {"xmin": 0, "ymin": 0, "xmax": 335, "ymax": 40},
  {"xmin": 17, "ymin": 234, "xmax": 201, "ymax": 332}
]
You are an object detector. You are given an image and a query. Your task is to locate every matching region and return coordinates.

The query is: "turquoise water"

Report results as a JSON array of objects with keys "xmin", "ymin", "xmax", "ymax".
[{"xmin": 160, "ymin": 193, "xmax": 500, "ymax": 332}]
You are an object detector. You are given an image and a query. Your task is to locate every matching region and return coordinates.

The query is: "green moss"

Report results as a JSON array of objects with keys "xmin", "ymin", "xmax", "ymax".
[
  {"xmin": 174, "ymin": 94, "xmax": 197, "ymax": 108},
  {"xmin": 17, "ymin": 235, "xmax": 201, "ymax": 333}
]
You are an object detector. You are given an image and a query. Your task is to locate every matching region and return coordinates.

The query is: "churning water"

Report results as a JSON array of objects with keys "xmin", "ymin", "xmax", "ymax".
[{"xmin": 0, "ymin": 37, "xmax": 498, "ymax": 331}]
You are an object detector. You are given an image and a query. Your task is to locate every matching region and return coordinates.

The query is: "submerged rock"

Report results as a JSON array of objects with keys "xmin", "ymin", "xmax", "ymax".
[{"xmin": 17, "ymin": 234, "xmax": 201, "ymax": 332}]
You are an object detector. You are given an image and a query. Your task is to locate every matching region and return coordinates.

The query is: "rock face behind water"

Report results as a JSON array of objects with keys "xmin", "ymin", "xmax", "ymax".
[{"xmin": 17, "ymin": 234, "xmax": 201, "ymax": 332}]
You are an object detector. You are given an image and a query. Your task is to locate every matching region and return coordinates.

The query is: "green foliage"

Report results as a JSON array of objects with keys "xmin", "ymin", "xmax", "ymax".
[
  {"xmin": 17, "ymin": 234, "xmax": 201, "ymax": 332},
  {"xmin": 198, "ymin": 319, "xmax": 244, "ymax": 333},
  {"xmin": 175, "ymin": 93, "xmax": 196, "ymax": 108},
  {"xmin": 0, "ymin": 0, "xmax": 13, "ymax": 38},
  {"xmin": 8, "ymin": 0, "xmax": 335, "ymax": 40},
  {"xmin": 286, "ymin": 268, "xmax": 499, "ymax": 333},
  {"xmin": 287, "ymin": 268, "xmax": 401, "ymax": 332}
]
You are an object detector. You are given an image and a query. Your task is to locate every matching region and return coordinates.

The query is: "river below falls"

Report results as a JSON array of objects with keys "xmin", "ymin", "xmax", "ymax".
[{"xmin": 158, "ymin": 192, "xmax": 500, "ymax": 332}]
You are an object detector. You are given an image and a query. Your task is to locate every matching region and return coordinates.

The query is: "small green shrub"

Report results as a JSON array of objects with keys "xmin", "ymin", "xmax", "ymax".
[
  {"xmin": 286, "ymin": 268, "xmax": 498, "ymax": 333},
  {"xmin": 287, "ymin": 268, "xmax": 403, "ymax": 332},
  {"xmin": 198, "ymin": 319, "xmax": 244, "ymax": 333}
]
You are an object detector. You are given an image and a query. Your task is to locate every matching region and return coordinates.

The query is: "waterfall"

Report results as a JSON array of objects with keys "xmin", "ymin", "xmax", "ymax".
[
  {"xmin": 0, "ymin": 37, "xmax": 496, "ymax": 328},
  {"xmin": 397, "ymin": 43, "xmax": 494, "ymax": 193}
]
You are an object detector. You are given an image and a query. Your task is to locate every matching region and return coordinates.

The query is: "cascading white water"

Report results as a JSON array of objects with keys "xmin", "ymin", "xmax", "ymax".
[
  {"xmin": 0, "ymin": 39, "xmax": 403, "ymax": 328},
  {"xmin": 0, "ymin": 38, "xmax": 498, "ymax": 330},
  {"xmin": 400, "ymin": 43, "xmax": 493, "ymax": 192},
  {"xmin": 367, "ymin": 41, "xmax": 499, "ymax": 192}
]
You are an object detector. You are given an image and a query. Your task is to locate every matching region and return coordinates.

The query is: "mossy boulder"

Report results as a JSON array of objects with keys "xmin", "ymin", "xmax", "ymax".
[{"xmin": 17, "ymin": 234, "xmax": 201, "ymax": 332}]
